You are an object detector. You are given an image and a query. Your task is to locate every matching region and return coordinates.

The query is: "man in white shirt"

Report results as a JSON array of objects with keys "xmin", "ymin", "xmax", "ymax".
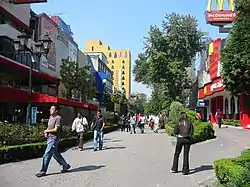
[{"xmin": 72, "ymin": 113, "xmax": 88, "ymax": 151}]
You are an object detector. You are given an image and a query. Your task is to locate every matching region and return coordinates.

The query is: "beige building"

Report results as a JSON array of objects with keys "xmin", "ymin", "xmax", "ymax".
[{"xmin": 84, "ymin": 40, "xmax": 131, "ymax": 97}]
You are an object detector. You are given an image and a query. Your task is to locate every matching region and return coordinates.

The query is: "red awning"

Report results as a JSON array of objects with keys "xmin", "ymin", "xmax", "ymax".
[
  {"xmin": 0, "ymin": 85, "xmax": 98, "ymax": 110},
  {"xmin": 0, "ymin": 6, "xmax": 33, "ymax": 34},
  {"xmin": 0, "ymin": 55, "xmax": 59, "ymax": 84}
]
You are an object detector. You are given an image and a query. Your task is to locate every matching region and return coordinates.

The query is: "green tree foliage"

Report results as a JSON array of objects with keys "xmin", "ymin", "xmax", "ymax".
[
  {"xmin": 221, "ymin": 0, "xmax": 250, "ymax": 95},
  {"xmin": 128, "ymin": 97, "xmax": 147, "ymax": 114},
  {"xmin": 133, "ymin": 13, "xmax": 204, "ymax": 107},
  {"xmin": 60, "ymin": 58, "xmax": 97, "ymax": 100},
  {"xmin": 111, "ymin": 89, "xmax": 127, "ymax": 105}
]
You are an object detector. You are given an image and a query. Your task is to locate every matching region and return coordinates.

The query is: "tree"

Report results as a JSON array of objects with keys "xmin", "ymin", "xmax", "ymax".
[
  {"xmin": 221, "ymin": 0, "xmax": 250, "ymax": 95},
  {"xmin": 128, "ymin": 96, "xmax": 147, "ymax": 114},
  {"xmin": 60, "ymin": 58, "xmax": 97, "ymax": 101},
  {"xmin": 133, "ymin": 13, "xmax": 204, "ymax": 106}
]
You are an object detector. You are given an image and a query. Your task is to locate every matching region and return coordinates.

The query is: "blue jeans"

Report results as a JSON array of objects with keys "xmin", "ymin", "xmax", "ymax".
[
  {"xmin": 93, "ymin": 130, "xmax": 103, "ymax": 150},
  {"xmin": 41, "ymin": 137, "xmax": 68, "ymax": 173}
]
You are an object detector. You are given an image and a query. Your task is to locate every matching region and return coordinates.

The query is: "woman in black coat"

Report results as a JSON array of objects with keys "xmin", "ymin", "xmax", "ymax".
[{"xmin": 170, "ymin": 112, "xmax": 194, "ymax": 175}]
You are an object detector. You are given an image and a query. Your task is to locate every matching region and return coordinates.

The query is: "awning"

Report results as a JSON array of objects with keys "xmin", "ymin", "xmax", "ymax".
[
  {"xmin": 0, "ymin": 55, "xmax": 59, "ymax": 85},
  {"xmin": 0, "ymin": 85, "xmax": 98, "ymax": 110},
  {"xmin": 0, "ymin": 6, "xmax": 33, "ymax": 34}
]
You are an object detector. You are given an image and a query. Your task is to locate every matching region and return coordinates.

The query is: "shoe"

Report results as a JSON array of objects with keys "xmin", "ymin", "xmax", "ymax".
[
  {"xmin": 170, "ymin": 169, "xmax": 178, "ymax": 173},
  {"xmin": 35, "ymin": 171, "xmax": 46, "ymax": 177},
  {"xmin": 183, "ymin": 172, "xmax": 189, "ymax": 175},
  {"xmin": 78, "ymin": 148, "xmax": 83, "ymax": 151},
  {"xmin": 61, "ymin": 164, "xmax": 71, "ymax": 173},
  {"xmin": 94, "ymin": 148, "xmax": 97, "ymax": 152}
]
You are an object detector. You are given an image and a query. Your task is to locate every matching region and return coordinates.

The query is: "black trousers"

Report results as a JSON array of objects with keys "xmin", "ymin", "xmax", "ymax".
[
  {"xmin": 217, "ymin": 117, "xmax": 222, "ymax": 128},
  {"xmin": 121, "ymin": 124, "xmax": 125, "ymax": 132},
  {"xmin": 171, "ymin": 137, "xmax": 191, "ymax": 174}
]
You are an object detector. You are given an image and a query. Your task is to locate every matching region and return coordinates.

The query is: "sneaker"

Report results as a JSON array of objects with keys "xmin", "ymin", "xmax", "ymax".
[
  {"xmin": 35, "ymin": 171, "xmax": 46, "ymax": 177},
  {"xmin": 61, "ymin": 164, "xmax": 71, "ymax": 173},
  {"xmin": 78, "ymin": 148, "xmax": 83, "ymax": 151},
  {"xmin": 94, "ymin": 148, "xmax": 97, "ymax": 152},
  {"xmin": 170, "ymin": 169, "xmax": 178, "ymax": 173}
]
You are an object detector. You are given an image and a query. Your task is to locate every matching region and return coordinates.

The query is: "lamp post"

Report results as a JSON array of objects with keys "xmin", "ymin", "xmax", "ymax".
[
  {"xmin": 13, "ymin": 32, "xmax": 52, "ymax": 125},
  {"xmin": 101, "ymin": 78, "xmax": 107, "ymax": 107}
]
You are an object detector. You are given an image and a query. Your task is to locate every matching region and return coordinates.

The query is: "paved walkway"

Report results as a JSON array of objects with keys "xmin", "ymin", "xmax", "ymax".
[{"xmin": 0, "ymin": 126, "xmax": 250, "ymax": 187}]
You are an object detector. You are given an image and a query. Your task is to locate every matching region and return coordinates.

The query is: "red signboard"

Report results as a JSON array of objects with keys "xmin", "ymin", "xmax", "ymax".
[
  {"xmin": 12, "ymin": 0, "xmax": 47, "ymax": 4},
  {"xmin": 210, "ymin": 39, "xmax": 221, "ymax": 80},
  {"xmin": 198, "ymin": 77, "xmax": 225, "ymax": 99},
  {"xmin": 206, "ymin": 10, "xmax": 238, "ymax": 23}
]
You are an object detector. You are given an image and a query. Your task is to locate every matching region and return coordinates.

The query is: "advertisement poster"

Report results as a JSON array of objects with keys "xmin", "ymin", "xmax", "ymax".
[{"xmin": 40, "ymin": 15, "xmax": 57, "ymax": 71}]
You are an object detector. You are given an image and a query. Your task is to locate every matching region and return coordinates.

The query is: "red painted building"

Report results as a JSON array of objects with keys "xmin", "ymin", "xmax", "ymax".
[
  {"xmin": 198, "ymin": 38, "xmax": 250, "ymax": 128},
  {"xmin": 0, "ymin": 1, "xmax": 98, "ymax": 124}
]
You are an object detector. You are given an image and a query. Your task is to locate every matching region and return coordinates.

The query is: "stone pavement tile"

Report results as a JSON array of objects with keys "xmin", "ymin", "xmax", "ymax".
[{"xmin": 1, "ymin": 127, "xmax": 248, "ymax": 187}]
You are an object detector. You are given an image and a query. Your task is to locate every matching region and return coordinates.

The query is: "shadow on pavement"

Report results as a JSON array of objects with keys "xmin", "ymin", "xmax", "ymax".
[
  {"xmin": 190, "ymin": 165, "xmax": 214, "ymax": 174},
  {"xmin": 102, "ymin": 146, "xmax": 126, "ymax": 151},
  {"xmin": 46, "ymin": 165, "xmax": 105, "ymax": 176}
]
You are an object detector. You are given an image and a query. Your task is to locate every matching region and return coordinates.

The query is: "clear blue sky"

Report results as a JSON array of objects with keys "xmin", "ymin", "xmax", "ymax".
[{"xmin": 32, "ymin": 0, "xmax": 228, "ymax": 98}]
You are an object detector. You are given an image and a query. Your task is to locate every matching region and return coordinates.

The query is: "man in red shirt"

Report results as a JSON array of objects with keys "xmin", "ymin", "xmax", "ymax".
[{"xmin": 215, "ymin": 109, "xmax": 223, "ymax": 128}]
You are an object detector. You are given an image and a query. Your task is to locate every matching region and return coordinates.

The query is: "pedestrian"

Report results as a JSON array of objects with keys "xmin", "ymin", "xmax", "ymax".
[
  {"xmin": 119, "ymin": 114, "xmax": 126, "ymax": 132},
  {"xmin": 36, "ymin": 105, "xmax": 71, "ymax": 177},
  {"xmin": 139, "ymin": 114, "xmax": 146, "ymax": 133},
  {"xmin": 215, "ymin": 109, "xmax": 223, "ymax": 128},
  {"xmin": 125, "ymin": 113, "xmax": 131, "ymax": 132},
  {"xmin": 130, "ymin": 113, "xmax": 136, "ymax": 134},
  {"xmin": 72, "ymin": 113, "xmax": 88, "ymax": 151},
  {"xmin": 170, "ymin": 112, "xmax": 194, "ymax": 175},
  {"xmin": 91, "ymin": 109, "xmax": 105, "ymax": 151}
]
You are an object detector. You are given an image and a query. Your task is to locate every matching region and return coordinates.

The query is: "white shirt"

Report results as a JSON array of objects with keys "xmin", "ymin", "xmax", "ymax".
[
  {"xmin": 72, "ymin": 117, "xmax": 88, "ymax": 133},
  {"xmin": 140, "ymin": 116, "xmax": 146, "ymax": 124}
]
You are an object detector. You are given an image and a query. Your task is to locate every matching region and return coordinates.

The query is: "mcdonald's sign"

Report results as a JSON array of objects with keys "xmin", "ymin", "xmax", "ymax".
[{"xmin": 206, "ymin": 0, "xmax": 238, "ymax": 25}]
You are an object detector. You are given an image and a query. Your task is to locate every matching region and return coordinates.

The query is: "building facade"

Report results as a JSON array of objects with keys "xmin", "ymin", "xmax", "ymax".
[
  {"xmin": 84, "ymin": 40, "xmax": 131, "ymax": 97},
  {"xmin": 197, "ymin": 38, "xmax": 249, "ymax": 126},
  {"xmin": 84, "ymin": 52, "xmax": 113, "ymax": 95},
  {"xmin": 0, "ymin": 1, "xmax": 97, "ymax": 124}
]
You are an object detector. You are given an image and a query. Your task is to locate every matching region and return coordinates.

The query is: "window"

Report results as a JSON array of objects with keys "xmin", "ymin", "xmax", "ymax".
[
  {"xmin": 231, "ymin": 97, "xmax": 235, "ymax": 115},
  {"xmin": 119, "ymin": 52, "xmax": 123, "ymax": 58},
  {"xmin": 109, "ymin": 52, "xmax": 112, "ymax": 57},
  {"xmin": 122, "ymin": 76, "xmax": 125, "ymax": 80},
  {"xmin": 125, "ymin": 52, "xmax": 128, "ymax": 58},
  {"xmin": 114, "ymin": 52, "xmax": 117, "ymax": 58},
  {"xmin": 122, "ymin": 65, "xmax": 125, "ymax": 69},
  {"xmin": 122, "ymin": 60, "xmax": 125, "ymax": 64},
  {"xmin": 225, "ymin": 98, "xmax": 229, "ymax": 115},
  {"xmin": 122, "ymin": 82, "xmax": 125, "ymax": 85},
  {"xmin": 92, "ymin": 46, "xmax": 94, "ymax": 51},
  {"xmin": 112, "ymin": 60, "xmax": 114, "ymax": 64},
  {"xmin": 111, "ymin": 66, "xmax": 114, "ymax": 69},
  {"xmin": 122, "ymin": 71, "xmax": 125, "ymax": 75}
]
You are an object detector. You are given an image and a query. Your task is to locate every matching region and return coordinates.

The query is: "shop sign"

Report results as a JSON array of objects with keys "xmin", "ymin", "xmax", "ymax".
[
  {"xmin": 211, "ymin": 79, "xmax": 223, "ymax": 92},
  {"xmin": 206, "ymin": 0, "xmax": 238, "ymax": 24}
]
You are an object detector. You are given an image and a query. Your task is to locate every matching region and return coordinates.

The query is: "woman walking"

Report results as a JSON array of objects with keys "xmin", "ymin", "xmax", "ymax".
[
  {"xmin": 130, "ymin": 113, "xmax": 136, "ymax": 134},
  {"xmin": 171, "ymin": 112, "xmax": 194, "ymax": 175}
]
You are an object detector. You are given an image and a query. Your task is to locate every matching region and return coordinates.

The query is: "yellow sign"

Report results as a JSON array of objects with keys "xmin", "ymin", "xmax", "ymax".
[
  {"xmin": 204, "ymin": 86, "xmax": 207, "ymax": 95},
  {"xmin": 207, "ymin": 0, "xmax": 235, "ymax": 11}
]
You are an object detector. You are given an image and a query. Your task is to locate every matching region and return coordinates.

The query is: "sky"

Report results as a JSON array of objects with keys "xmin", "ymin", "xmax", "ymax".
[{"xmin": 32, "ymin": 0, "xmax": 228, "ymax": 98}]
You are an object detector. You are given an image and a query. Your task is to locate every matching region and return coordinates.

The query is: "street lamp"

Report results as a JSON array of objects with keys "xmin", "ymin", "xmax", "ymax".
[
  {"xmin": 13, "ymin": 31, "xmax": 52, "ymax": 125},
  {"xmin": 101, "ymin": 78, "xmax": 107, "ymax": 107}
]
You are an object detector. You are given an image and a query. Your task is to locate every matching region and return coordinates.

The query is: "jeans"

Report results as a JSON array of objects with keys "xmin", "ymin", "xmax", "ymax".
[
  {"xmin": 171, "ymin": 137, "xmax": 191, "ymax": 174},
  {"xmin": 130, "ymin": 123, "xmax": 136, "ymax": 133},
  {"xmin": 217, "ymin": 117, "xmax": 222, "ymax": 128},
  {"xmin": 93, "ymin": 130, "xmax": 103, "ymax": 150},
  {"xmin": 41, "ymin": 137, "xmax": 68, "ymax": 173}
]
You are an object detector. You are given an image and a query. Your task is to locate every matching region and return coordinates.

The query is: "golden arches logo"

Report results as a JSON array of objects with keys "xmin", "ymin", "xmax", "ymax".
[{"xmin": 207, "ymin": 0, "xmax": 235, "ymax": 11}]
